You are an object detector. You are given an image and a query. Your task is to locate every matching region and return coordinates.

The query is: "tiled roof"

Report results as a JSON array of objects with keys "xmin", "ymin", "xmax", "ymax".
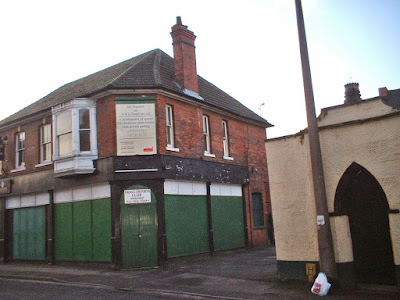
[{"xmin": 0, "ymin": 49, "xmax": 271, "ymax": 127}]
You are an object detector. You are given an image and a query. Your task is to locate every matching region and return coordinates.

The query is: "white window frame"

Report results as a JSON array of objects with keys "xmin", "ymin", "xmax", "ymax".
[
  {"xmin": 78, "ymin": 108, "xmax": 91, "ymax": 152},
  {"xmin": 56, "ymin": 109, "xmax": 73, "ymax": 157},
  {"xmin": 40, "ymin": 124, "xmax": 52, "ymax": 164},
  {"xmin": 52, "ymin": 99, "xmax": 98, "ymax": 176},
  {"xmin": 203, "ymin": 115, "xmax": 215, "ymax": 157},
  {"xmin": 53, "ymin": 99, "xmax": 97, "ymax": 159},
  {"xmin": 222, "ymin": 120, "xmax": 233, "ymax": 160},
  {"xmin": 166, "ymin": 105, "xmax": 179, "ymax": 152},
  {"xmin": 15, "ymin": 131, "xmax": 25, "ymax": 169}
]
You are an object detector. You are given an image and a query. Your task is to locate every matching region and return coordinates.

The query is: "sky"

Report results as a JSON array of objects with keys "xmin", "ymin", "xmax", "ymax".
[{"xmin": 1, "ymin": 0, "xmax": 399, "ymax": 138}]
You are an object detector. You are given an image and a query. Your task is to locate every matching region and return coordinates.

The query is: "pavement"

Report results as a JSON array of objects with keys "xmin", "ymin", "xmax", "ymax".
[{"xmin": 0, "ymin": 247, "xmax": 398, "ymax": 299}]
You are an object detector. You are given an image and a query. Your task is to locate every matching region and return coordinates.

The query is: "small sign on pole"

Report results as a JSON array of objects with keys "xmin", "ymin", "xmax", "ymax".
[{"xmin": 124, "ymin": 189, "xmax": 151, "ymax": 204}]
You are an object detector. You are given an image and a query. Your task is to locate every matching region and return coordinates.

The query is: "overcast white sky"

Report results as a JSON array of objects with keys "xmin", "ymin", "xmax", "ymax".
[{"xmin": 1, "ymin": 0, "xmax": 399, "ymax": 138}]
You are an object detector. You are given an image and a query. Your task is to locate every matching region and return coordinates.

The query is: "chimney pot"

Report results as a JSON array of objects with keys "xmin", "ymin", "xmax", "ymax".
[{"xmin": 344, "ymin": 82, "xmax": 362, "ymax": 105}]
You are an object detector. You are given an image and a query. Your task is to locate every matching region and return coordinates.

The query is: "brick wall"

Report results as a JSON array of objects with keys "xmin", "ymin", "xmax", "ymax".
[
  {"xmin": 0, "ymin": 115, "xmax": 53, "ymax": 177},
  {"xmin": 156, "ymin": 94, "xmax": 267, "ymax": 167},
  {"xmin": 155, "ymin": 94, "xmax": 270, "ymax": 247},
  {"xmin": 97, "ymin": 95, "xmax": 116, "ymax": 158},
  {"xmin": 246, "ymin": 124, "xmax": 270, "ymax": 247}
]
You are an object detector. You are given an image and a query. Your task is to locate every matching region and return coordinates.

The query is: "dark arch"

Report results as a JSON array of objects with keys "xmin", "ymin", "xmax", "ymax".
[{"xmin": 334, "ymin": 162, "xmax": 396, "ymax": 285}]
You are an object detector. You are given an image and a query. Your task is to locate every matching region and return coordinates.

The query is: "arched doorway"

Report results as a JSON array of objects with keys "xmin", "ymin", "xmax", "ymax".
[{"xmin": 334, "ymin": 162, "xmax": 396, "ymax": 285}]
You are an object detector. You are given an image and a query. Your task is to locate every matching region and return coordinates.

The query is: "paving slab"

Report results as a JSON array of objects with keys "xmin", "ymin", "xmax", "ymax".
[{"xmin": 0, "ymin": 247, "xmax": 398, "ymax": 299}]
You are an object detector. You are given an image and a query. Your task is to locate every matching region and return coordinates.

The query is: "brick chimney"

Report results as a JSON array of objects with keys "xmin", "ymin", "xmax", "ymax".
[
  {"xmin": 344, "ymin": 82, "xmax": 362, "ymax": 104},
  {"xmin": 171, "ymin": 17, "xmax": 199, "ymax": 94},
  {"xmin": 379, "ymin": 87, "xmax": 388, "ymax": 97}
]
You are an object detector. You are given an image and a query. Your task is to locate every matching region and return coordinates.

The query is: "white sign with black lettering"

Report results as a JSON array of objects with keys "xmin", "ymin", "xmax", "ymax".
[
  {"xmin": 116, "ymin": 102, "xmax": 156, "ymax": 155},
  {"xmin": 124, "ymin": 189, "xmax": 151, "ymax": 204}
]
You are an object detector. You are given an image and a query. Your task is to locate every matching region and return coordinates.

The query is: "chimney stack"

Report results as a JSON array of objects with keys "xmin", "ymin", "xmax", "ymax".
[
  {"xmin": 171, "ymin": 17, "xmax": 199, "ymax": 94},
  {"xmin": 379, "ymin": 87, "xmax": 388, "ymax": 97},
  {"xmin": 344, "ymin": 82, "xmax": 362, "ymax": 105}
]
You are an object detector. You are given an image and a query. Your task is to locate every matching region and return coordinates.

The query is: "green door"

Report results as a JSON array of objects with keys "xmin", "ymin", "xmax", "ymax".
[
  {"xmin": 211, "ymin": 196, "xmax": 245, "ymax": 251},
  {"xmin": 165, "ymin": 195, "xmax": 209, "ymax": 257},
  {"xmin": 13, "ymin": 206, "xmax": 46, "ymax": 260},
  {"xmin": 121, "ymin": 185, "xmax": 158, "ymax": 268}
]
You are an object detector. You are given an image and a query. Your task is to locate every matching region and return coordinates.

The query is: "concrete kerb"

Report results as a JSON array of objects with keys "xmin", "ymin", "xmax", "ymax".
[{"xmin": 0, "ymin": 273, "xmax": 252, "ymax": 300}]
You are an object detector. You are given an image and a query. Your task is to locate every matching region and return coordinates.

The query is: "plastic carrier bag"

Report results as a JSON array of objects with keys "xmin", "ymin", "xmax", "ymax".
[{"xmin": 311, "ymin": 272, "xmax": 331, "ymax": 296}]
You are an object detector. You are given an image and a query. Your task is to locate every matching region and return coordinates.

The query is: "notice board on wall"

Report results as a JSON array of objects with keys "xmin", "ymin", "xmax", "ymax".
[{"xmin": 116, "ymin": 99, "xmax": 157, "ymax": 156}]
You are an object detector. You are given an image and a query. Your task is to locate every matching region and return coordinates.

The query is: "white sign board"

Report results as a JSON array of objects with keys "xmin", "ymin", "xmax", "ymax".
[
  {"xmin": 116, "ymin": 102, "xmax": 156, "ymax": 155},
  {"xmin": 317, "ymin": 215, "xmax": 325, "ymax": 226},
  {"xmin": 124, "ymin": 189, "xmax": 151, "ymax": 204}
]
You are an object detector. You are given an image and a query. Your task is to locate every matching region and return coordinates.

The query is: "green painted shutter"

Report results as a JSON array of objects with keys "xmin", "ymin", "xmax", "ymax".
[
  {"xmin": 92, "ymin": 198, "xmax": 112, "ymax": 261},
  {"xmin": 54, "ymin": 202, "xmax": 73, "ymax": 260},
  {"xmin": 165, "ymin": 195, "xmax": 209, "ymax": 258},
  {"xmin": 211, "ymin": 196, "xmax": 245, "ymax": 251},
  {"xmin": 13, "ymin": 207, "xmax": 46, "ymax": 260},
  {"xmin": 54, "ymin": 198, "xmax": 111, "ymax": 261},
  {"xmin": 73, "ymin": 201, "xmax": 93, "ymax": 260}
]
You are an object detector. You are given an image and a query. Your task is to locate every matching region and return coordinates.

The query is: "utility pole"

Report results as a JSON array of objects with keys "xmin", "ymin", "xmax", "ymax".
[{"xmin": 294, "ymin": 0, "xmax": 338, "ymax": 280}]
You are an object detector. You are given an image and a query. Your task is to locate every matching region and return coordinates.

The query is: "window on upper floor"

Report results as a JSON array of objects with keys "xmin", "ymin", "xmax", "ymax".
[
  {"xmin": 56, "ymin": 110, "xmax": 73, "ymax": 156},
  {"xmin": 166, "ymin": 105, "xmax": 179, "ymax": 152},
  {"xmin": 203, "ymin": 115, "xmax": 215, "ymax": 157},
  {"xmin": 203, "ymin": 115, "xmax": 211, "ymax": 153},
  {"xmin": 222, "ymin": 120, "xmax": 232, "ymax": 159},
  {"xmin": 52, "ymin": 99, "xmax": 98, "ymax": 176},
  {"xmin": 40, "ymin": 124, "xmax": 52, "ymax": 164},
  {"xmin": 79, "ymin": 109, "xmax": 91, "ymax": 151},
  {"xmin": 15, "ymin": 132, "xmax": 25, "ymax": 169}
]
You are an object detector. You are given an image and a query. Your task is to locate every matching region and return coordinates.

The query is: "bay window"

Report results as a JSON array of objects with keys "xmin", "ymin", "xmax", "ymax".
[{"xmin": 52, "ymin": 99, "xmax": 97, "ymax": 176}]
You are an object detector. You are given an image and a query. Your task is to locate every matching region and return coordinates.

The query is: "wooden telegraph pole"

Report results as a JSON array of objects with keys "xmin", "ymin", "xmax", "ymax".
[{"xmin": 294, "ymin": 0, "xmax": 338, "ymax": 280}]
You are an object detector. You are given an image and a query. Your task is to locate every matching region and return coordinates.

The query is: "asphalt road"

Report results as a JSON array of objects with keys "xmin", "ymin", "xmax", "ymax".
[{"xmin": 0, "ymin": 278, "xmax": 175, "ymax": 300}]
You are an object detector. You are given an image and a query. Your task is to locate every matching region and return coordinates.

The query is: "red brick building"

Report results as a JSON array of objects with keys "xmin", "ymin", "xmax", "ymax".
[{"xmin": 0, "ymin": 17, "xmax": 272, "ymax": 268}]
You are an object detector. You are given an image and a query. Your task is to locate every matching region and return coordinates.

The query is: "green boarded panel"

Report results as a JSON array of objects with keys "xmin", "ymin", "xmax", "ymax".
[
  {"xmin": 13, "ymin": 207, "xmax": 46, "ymax": 260},
  {"xmin": 32, "ymin": 207, "xmax": 46, "ymax": 259},
  {"xmin": 92, "ymin": 198, "xmax": 111, "ymax": 261},
  {"xmin": 73, "ymin": 201, "xmax": 93, "ymax": 261},
  {"xmin": 165, "ymin": 195, "xmax": 209, "ymax": 258},
  {"xmin": 12, "ymin": 208, "xmax": 22, "ymax": 259},
  {"xmin": 54, "ymin": 202, "xmax": 73, "ymax": 260},
  {"xmin": 211, "ymin": 196, "xmax": 245, "ymax": 251}
]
